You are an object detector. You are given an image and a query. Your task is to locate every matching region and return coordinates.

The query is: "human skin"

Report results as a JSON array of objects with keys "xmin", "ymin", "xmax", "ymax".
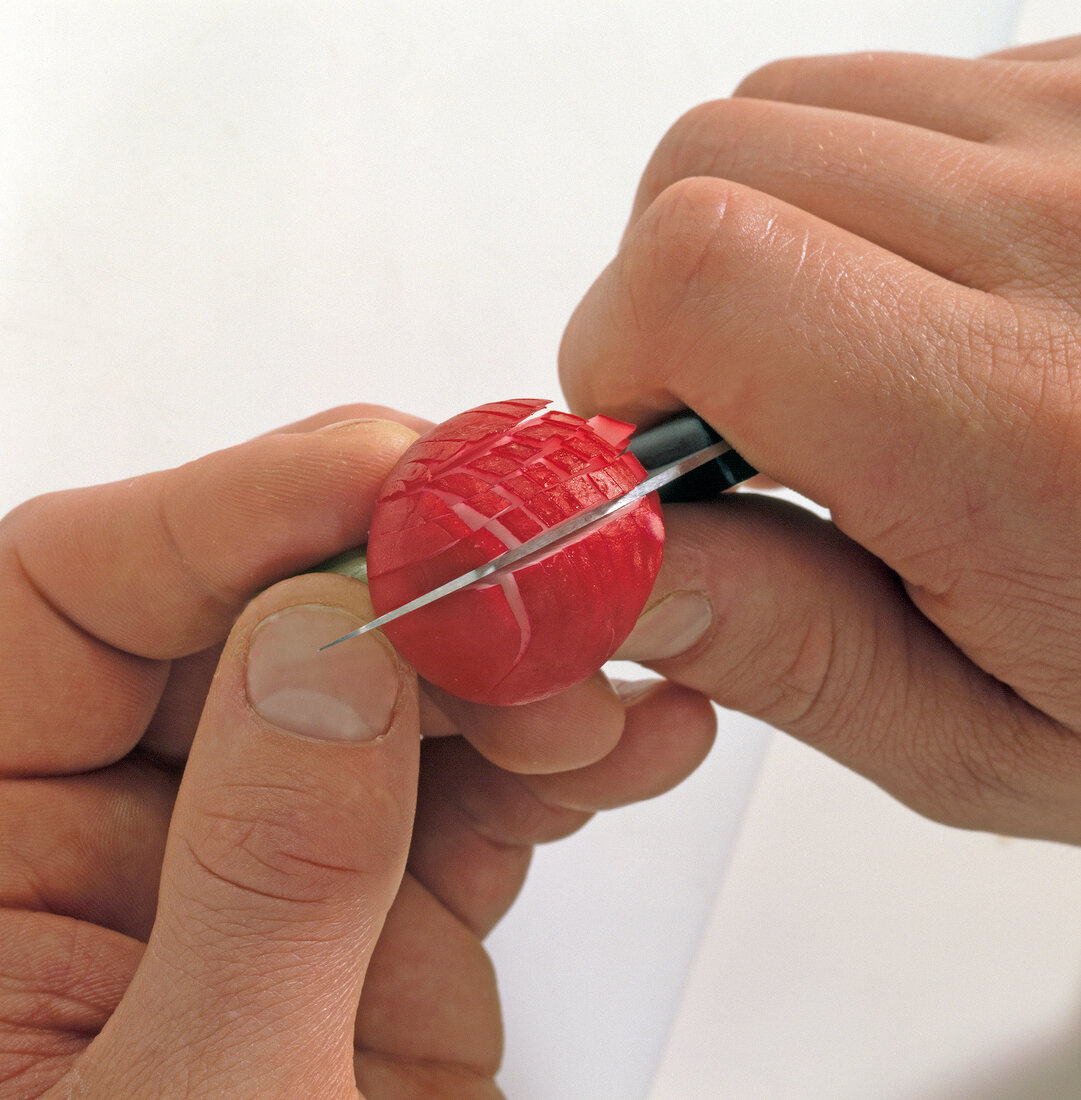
[
  {"xmin": 560, "ymin": 35, "xmax": 1081, "ymax": 842},
  {"xmin": 0, "ymin": 408, "xmax": 716, "ymax": 1098}
]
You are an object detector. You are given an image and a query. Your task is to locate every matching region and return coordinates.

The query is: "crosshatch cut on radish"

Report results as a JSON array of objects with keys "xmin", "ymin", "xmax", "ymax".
[{"xmin": 366, "ymin": 399, "xmax": 665, "ymax": 705}]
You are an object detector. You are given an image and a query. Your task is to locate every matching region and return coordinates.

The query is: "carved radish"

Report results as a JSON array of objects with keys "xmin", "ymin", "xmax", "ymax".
[{"xmin": 366, "ymin": 399, "xmax": 664, "ymax": 705}]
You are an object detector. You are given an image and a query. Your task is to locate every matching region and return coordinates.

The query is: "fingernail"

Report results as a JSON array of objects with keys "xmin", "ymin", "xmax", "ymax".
[
  {"xmin": 612, "ymin": 678, "xmax": 663, "ymax": 706},
  {"xmin": 246, "ymin": 605, "xmax": 401, "ymax": 742},
  {"xmin": 315, "ymin": 417, "xmax": 376, "ymax": 434},
  {"xmin": 614, "ymin": 591, "xmax": 713, "ymax": 662}
]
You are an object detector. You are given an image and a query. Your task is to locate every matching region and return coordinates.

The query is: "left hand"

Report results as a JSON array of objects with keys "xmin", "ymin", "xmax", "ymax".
[{"xmin": 0, "ymin": 406, "xmax": 716, "ymax": 1097}]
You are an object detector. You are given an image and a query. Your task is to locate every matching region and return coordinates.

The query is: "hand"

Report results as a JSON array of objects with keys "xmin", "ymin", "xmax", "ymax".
[
  {"xmin": 560, "ymin": 36, "xmax": 1081, "ymax": 842},
  {"xmin": 0, "ymin": 408, "xmax": 715, "ymax": 1098}
]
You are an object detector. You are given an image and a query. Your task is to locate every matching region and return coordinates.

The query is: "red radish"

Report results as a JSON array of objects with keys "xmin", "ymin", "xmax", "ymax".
[{"xmin": 366, "ymin": 398, "xmax": 664, "ymax": 705}]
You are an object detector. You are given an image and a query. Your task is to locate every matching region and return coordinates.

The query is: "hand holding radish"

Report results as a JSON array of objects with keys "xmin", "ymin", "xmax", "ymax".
[{"xmin": 0, "ymin": 408, "xmax": 715, "ymax": 1097}]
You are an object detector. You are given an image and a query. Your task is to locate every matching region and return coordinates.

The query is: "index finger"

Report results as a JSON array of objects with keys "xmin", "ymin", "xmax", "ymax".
[
  {"xmin": 558, "ymin": 175, "xmax": 1011, "ymax": 575},
  {"xmin": 0, "ymin": 413, "xmax": 417, "ymax": 776}
]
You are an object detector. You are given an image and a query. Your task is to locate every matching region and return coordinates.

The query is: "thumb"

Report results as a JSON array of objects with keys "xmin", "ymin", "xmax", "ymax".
[{"xmin": 80, "ymin": 574, "xmax": 420, "ymax": 1099}]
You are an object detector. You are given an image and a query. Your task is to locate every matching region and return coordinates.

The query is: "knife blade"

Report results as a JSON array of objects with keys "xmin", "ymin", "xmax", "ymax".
[{"xmin": 319, "ymin": 413, "xmax": 754, "ymax": 651}]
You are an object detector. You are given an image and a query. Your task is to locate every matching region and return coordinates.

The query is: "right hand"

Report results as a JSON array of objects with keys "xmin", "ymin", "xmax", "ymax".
[{"xmin": 560, "ymin": 37, "xmax": 1081, "ymax": 843}]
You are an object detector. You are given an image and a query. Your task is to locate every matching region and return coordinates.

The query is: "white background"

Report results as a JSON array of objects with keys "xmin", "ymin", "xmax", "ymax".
[{"xmin": 2, "ymin": 2, "xmax": 1079, "ymax": 1098}]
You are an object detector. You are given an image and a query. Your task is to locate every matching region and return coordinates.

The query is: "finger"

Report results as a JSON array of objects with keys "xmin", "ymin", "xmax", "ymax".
[
  {"xmin": 984, "ymin": 35, "xmax": 1081, "ymax": 61},
  {"xmin": 353, "ymin": 873, "xmax": 502, "ymax": 1094},
  {"xmin": 615, "ymin": 499, "xmax": 1080, "ymax": 841},
  {"xmin": 418, "ymin": 684, "xmax": 460, "ymax": 736},
  {"xmin": 8, "ymin": 417, "xmax": 416, "ymax": 658},
  {"xmin": 626, "ymin": 96, "xmax": 1038, "ymax": 290},
  {"xmin": 525, "ymin": 679, "xmax": 716, "ymax": 810},
  {"xmin": 139, "ymin": 643, "xmax": 224, "ymax": 762},
  {"xmin": 407, "ymin": 684, "xmax": 715, "ymax": 936},
  {"xmin": 732, "ymin": 51, "xmax": 1045, "ymax": 141},
  {"xmin": 0, "ymin": 561, "xmax": 166, "ymax": 777},
  {"xmin": 561, "ymin": 174, "xmax": 990, "ymax": 562},
  {"xmin": 0, "ymin": 416, "xmax": 415, "ymax": 776},
  {"xmin": 74, "ymin": 573, "xmax": 420, "ymax": 1097},
  {"xmin": 0, "ymin": 909, "xmax": 142, "ymax": 1089},
  {"xmin": 0, "ymin": 757, "xmax": 177, "ymax": 942},
  {"xmin": 407, "ymin": 730, "xmax": 586, "ymax": 938},
  {"xmin": 426, "ymin": 672, "xmax": 627, "ymax": 774}
]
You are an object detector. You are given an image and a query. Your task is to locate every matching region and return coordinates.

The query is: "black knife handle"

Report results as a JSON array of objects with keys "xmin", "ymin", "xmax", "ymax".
[{"xmin": 626, "ymin": 412, "xmax": 756, "ymax": 503}]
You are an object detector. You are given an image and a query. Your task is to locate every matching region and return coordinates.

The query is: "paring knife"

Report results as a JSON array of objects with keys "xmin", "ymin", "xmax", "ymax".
[{"xmin": 319, "ymin": 412, "xmax": 755, "ymax": 651}]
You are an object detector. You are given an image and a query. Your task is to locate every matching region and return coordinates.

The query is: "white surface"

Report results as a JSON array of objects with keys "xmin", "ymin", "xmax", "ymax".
[
  {"xmin": 1016, "ymin": 0, "xmax": 1080, "ymax": 44},
  {"xmin": 650, "ymin": 737, "xmax": 1081, "ymax": 1100},
  {"xmin": 4, "ymin": 3, "xmax": 1080, "ymax": 1100}
]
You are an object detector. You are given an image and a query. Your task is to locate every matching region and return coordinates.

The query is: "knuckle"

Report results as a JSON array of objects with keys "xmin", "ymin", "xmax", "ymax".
[
  {"xmin": 0, "ymin": 495, "xmax": 58, "ymax": 568},
  {"xmin": 984, "ymin": 309, "xmax": 1081, "ymax": 491},
  {"xmin": 618, "ymin": 173, "xmax": 802, "ymax": 397},
  {"xmin": 893, "ymin": 704, "xmax": 1065, "ymax": 836},
  {"xmin": 639, "ymin": 99, "xmax": 746, "ymax": 209},
  {"xmin": 871, "ymin": 309, "xmax": 1081, "ymax": 596},
  {"xmin": 185, "ymin": 777, "xmax": 402, "ymax": 911},
  {"xmin": 0, "ymin": 495, "xmax": 34, "ymax": 539},
  {"xmin": 437, "ymin": 750, "xmax": 588, "ymax": 844},
  {"xmin": 618, "ymin": 175, "xmax": 776, "ymax": 397},
  {"xmin": 993, "ymin": 161, "xmax": 1081, "ymax": 281},
  {"xmin": 746, "ymin": 602, "xmax": 855, "ymax": 738},
  {"xmin": 733, "ymin": 54, "xmax": 809, "ymax": 99},
  {"xmin": 734, "ymin": 51, "xmax": 886, "ymax": 102},
  {"xmin": 897, "ymin": 736, "xmax": 1020, "ymax": 832},
  {"xmin": 1016, "ymin": 58, "xmax": 1081, "ymax": 118},
  {"xmin": 625, "ymin": 176, "xmax": 741, "ymax": 318},
  {"xmin": 771, "ymin": 614, "xmax": 839, "ymax": 730},
  {"xmin": 479, "ymin": 786, "xmax": 587, "ymax": 844}
]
